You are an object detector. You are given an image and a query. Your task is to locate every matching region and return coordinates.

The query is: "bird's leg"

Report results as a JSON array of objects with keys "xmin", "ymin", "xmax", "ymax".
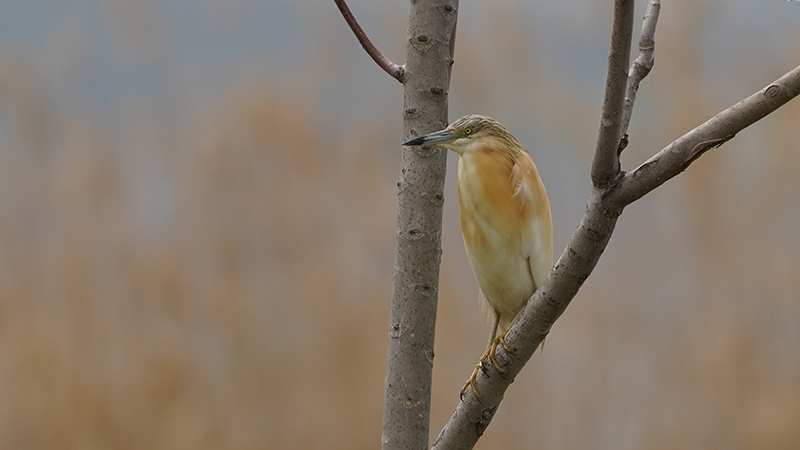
[
  {"xmin": 460, "ymin": 311, "xmax": 501, "ymax": 399},
  {"xmin": 490, "ymin": 322, "xmax": 545, "ymax": 374},
  {"xmin": 486, "ymin": 311, "xmax": 499, "ymax": 349},
  {"xmin": 486, "ymin": 310, "xmax": 515, "ymax": 373},
  {"xmin": 495, "ymin": 307, "xmax": 525, "ymax": 355},
  {"xmin": 488, "ymin": 333, "xmax": 510, "ymax": 374}
]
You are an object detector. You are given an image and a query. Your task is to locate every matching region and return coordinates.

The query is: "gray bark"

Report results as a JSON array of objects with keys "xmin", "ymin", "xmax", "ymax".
[
  {"xmin": 384, "ymin": 2, "xmax": 459, "ymax": 450},
  {"xmin": 335, "ymin": 2, "xmax": 458, "ymax": 447}
]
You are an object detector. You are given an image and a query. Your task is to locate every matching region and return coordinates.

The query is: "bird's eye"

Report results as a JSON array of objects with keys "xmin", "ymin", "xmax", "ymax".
[{"xmin": 463, "ymin": 127, "xmax": 473, "ymax": 135}]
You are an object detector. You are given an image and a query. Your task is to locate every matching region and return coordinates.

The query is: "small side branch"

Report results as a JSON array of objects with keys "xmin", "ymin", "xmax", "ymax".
[
  {"xmin": 334, "ymin": 0, "xmax": 405, "ymax": 82},
  {"xmin": 591, "ymin": 0, "xmax": 636, "ymax": 188},
  {"xmin": 619, "ymin": 0, "xmax": 661, "ymax": 153}
]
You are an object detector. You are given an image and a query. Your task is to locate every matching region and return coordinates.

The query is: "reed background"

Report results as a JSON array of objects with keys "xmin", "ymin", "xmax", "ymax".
[{"xmin": 0, "ymin": 0, "xmax": 799, "ymax": 448}]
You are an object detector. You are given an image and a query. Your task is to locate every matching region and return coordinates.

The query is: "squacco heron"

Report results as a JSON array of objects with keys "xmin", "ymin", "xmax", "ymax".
[{"xmin": 403, "ymin": 115, "xmax": 553, "ymax": 397}]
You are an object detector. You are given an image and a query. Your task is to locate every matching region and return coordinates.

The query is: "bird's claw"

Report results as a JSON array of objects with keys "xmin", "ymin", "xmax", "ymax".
[
  {"xmin": 460, "ymin": 364, "xmax": 483, "ymax": 400},
  {"xmin": 498, "ymin": 333, "xmax": 513, "ymax": 353},
  {"xmin": 488, "ymin": 334, "xmax": 513, "ymax": 374},
  {"xmin": 461, "ymin": 336, "xmax": 517, "ymax": 401}
]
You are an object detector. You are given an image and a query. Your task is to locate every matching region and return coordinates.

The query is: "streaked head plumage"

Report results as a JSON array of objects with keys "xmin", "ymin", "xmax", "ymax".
[
  {"xmin": 446, "ymin": 115, "xmax": 513, "ymax": 140},
  {"xmin": 402, "ymin": 115, "xmax": 520, "ymax": 154}
]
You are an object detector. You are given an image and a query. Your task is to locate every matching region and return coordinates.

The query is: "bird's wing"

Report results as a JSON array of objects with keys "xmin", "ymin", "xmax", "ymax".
[{"xmin": 511, "ymin": 156, "xmax": 554, "ymax": 290}]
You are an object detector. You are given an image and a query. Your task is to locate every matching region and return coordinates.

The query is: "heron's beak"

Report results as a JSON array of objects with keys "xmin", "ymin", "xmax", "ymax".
[{"xmin": 402, "ymin": 129, "xmax": 459, "ymax": 146}]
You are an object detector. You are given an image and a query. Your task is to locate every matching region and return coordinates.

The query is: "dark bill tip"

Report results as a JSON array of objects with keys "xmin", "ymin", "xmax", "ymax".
[{"xmin": 402, "ymin": 136, "xmax": 427, "ymax": 146}]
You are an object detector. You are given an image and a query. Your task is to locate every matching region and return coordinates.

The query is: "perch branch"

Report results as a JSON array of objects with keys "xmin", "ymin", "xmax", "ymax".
[
  {"xmin": 433, "ymin": 60, "xmax": 800, "ymax": 450},
  {"xmin": 432, "ymin": 2, "xmax": 800, "ymax": 448},
  {"xmin": 334, "ymin": 0, "xmax": 405, "ymax": 82},
  {"xmin": 432, "ymin": 193, "xmax": 621, "ymax": 450},
  {"xmin": 434, "ymin": 2, "xmax": 636, "ymax": 449}
]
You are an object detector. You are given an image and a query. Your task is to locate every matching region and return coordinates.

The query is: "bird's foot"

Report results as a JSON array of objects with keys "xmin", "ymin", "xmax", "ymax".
[
  {"xmin": 488, "ymin": 333, "xmax": 513, "ymax": 374},
  {"xmin": 498, "ymin": 332, "xmax": 513, "ymax": 353},
  {"xmin": 461, "ymin": 337, "xmax": 517, "ymax": 401},
  {"xmin": 460, "ymin": 362, "xmax": 484, "ymax": 400},
  {"xmin": 459, "ymin": 343, "xmax": 497, "ymax": 400}
]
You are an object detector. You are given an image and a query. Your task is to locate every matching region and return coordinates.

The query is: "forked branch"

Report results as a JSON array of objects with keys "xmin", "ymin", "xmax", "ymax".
[
  {"xmin": 334, "ymin": 0, "xmax": 405, "ymax": 82},
  {"xmin": 432, "ymin": 0, "xmax": 800, "ymax": 448}
]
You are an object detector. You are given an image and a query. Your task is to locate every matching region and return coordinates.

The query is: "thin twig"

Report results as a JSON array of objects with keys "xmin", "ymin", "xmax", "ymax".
[
  {"xmin": 591, "ymin": 0, "xmax": 636, "ymax": 188},
  {"xmin": 334, "ymin": 0, "xmax": 405, "ymax": 82},
  {"xmin": 619, "ymin": 0, "xmax": 661, "ymax": 153}
]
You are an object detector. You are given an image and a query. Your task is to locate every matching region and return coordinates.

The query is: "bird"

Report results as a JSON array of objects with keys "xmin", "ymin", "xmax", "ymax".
[{"xmin": 403, "ymin": 115, "xmax": 553, "ymax": 397}]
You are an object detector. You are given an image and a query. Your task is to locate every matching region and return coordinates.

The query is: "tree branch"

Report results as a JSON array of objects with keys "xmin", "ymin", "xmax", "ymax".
[
  {"xmin": 380, "ymin": 2, "xmax": 460, "ymax": 450},
  {"xmin": 619, "ymin": 0, "xmax": 661, "ymax": 153},
  {"xmin": 591, "ymin": 0, "xmax": 635, "ymax": 188},
  {"xmin": 432, "ymin": 2, "xmax": 800, "ymax": 448},
  {"xmin": 610, "ymin": 64, "xmax": 800, "ymax": 206},
  {"xmin": 334, "ymin": 0, "xmax": 405, "ymax": 82},
  {"xmin": 432, "ymin": 192, "xmax": 621, "ymax": 450}
]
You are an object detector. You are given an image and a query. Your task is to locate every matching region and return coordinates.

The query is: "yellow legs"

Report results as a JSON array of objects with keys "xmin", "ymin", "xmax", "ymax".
[{"xmin": 460, "ymin": 313, "xmax": 513, "ymax": 399}]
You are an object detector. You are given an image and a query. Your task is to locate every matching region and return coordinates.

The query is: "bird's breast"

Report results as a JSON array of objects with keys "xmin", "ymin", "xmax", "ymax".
[
  {"xmin": 457, "ymin": 151, "xmax": 525, "ymax": 240},
  {"xmin": 457, "ymin": 151, "xmax": 537, "ymax": 326}
]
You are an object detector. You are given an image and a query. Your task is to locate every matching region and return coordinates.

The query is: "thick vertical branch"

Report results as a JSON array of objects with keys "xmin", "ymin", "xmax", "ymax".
[
  {"xmin": 380, "ymin": 2, "xmax": 459, "ymax": 450},
  {"xmin": 335, "ymin": 1, "xmax": 462, "ymax": 448},
  {"xmin": 334, "ymin": 2, "xmax": 458, "ymax": 448},
  {"xmin": 591, "ymin": 0, "xmax": 635, "ymax": 188}
]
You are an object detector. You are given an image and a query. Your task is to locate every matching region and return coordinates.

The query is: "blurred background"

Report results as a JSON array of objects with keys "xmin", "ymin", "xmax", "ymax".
[{"xmin": 0, "ymin": 0, "xmax": 799, "ymax": 448}]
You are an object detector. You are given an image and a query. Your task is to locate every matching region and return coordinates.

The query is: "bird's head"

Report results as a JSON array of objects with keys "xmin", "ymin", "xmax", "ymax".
[{"xmin": 402, "ymin": 115, "xmax": 518, "ymax": 155}]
